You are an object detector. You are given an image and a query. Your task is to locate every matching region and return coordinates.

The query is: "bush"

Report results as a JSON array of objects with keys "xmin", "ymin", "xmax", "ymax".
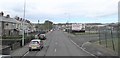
[{"xmin": 2, "ymin": 35, "xmax": 22, "ymax": 39}]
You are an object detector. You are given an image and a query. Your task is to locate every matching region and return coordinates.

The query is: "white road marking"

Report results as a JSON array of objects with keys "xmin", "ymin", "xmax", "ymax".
[
  {"xmin": 55, "ymin": 42, "xmax": 58, "ymax": 45},
  {"xmin": 81, "ymin": 42, "xmax": 90, "ymax": 48},
  {"xmin": 54, "ymin": 48, "xmax": 56, "ymax": 52},
  {"xmin": 70, "ymin": 39, "xmax": 96, "ymax": 57},
  {"xmin": 97, "ymin": 51, "xmax": 102, "ymax": 55},
  {"xmin": 23, "ymin": 51, "xmax": 29, "ymax": 56}
]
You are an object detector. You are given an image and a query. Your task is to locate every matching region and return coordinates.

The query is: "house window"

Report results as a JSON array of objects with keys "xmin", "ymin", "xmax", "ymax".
[{"xmin": 5, "ymin": 23, "xmax": 9, "ymax": 26}]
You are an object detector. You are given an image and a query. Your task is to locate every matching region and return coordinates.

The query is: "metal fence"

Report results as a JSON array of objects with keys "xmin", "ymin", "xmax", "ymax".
[
  {"xmin": 98, "ymin": 26, "xmax": 118, "ymax": 52},
  {"xmin": 86, "ymin": 25, "xmax": 118, "ymax": 52}
]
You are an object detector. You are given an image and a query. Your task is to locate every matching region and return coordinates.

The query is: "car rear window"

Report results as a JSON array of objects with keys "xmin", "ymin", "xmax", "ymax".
[{"xmin": 30, "ymin": 41, "xmax": 39, "ymax": 44}]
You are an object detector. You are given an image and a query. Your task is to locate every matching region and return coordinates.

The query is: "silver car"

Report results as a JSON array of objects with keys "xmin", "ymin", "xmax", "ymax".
[{"xmin": 29, "ymin": 39, "xmax": 43, "ymax": 51}]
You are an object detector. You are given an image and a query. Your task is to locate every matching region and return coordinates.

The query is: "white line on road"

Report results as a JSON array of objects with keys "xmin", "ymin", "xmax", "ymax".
[
  {"xmin": 70, "ymin": 39, "xmax": 96, "ymax": 57},
  {"xmin": 55, "ymin": 42, "xmax": 58, "ymax": 45},
  {"xmin": 53, "ymin": 48, "xmax": 57, "ymax": 56},
  {"xmin": 81, "ymin": 42, "xmax": 90, "ymax": 48},
  {"xmin": 54, "ymin": 48, "xmax": 56, "ymax": 52},
  {"xmin": 23, "ymin": 51, "xmax": 29, "ymax": 56}
]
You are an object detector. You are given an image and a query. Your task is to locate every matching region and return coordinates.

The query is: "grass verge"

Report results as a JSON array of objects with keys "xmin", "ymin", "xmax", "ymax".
[
  {"xmin": 94, "ymin": 38, "xmax": 118, "ymax": 52},
  {"xmin": 72, "ymin": 32, "xmax": 98, "ymax": 35}
]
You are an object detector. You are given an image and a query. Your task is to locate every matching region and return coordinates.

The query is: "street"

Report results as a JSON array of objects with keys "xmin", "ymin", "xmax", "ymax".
[
  {"xmin": 11, "ymin": 30, "xmax": 95, "ymax": 57},
  {"xmin": 0, "ymin": 0, "xmax": 119, "ymax": 58}
]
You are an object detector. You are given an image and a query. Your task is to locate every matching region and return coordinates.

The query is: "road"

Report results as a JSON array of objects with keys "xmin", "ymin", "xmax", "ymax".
[{"xmin": 11, "ymin": 30, "xmax": 95, "ymax": 57}]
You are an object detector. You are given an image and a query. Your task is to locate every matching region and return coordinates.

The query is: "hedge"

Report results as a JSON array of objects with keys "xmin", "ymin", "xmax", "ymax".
[{"xmin": 2, "ymin": 35, "xmax": 22, "ymax": 39}]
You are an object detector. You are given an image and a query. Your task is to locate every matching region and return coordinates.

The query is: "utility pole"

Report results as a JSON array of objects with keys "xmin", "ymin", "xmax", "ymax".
[
  {"xmin": 65, "ymin": 12, "xmax": 70, "ymax": 33},
  {"xmin": 22, "ymin": 0, "xmax": 26, "ymax": 46},
  {"xmin": 38, "ymin": 20, "xmax": 39, "ymax": 31},
  {"xmin": 67, "ymin": 13, "xmax": 71, "ymax": 34}
]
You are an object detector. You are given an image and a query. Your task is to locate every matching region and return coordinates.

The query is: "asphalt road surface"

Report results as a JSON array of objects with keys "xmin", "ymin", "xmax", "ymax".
[{"xmin": 11, "ymin": 30, "xmax": 95, "ymax": 57}]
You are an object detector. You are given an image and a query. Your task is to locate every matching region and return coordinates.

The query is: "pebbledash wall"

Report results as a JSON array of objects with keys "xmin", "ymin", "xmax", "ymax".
[
  {"xmin": 0, "ymin": 16, "xmax": 20, "ymax": 36},
  {"xmin": 0, "ymin": 17, "xmax": 2, "ymax": 37},
  {"xmin": 0, "ymin": 15, "xmax": 34, "ymax": 36}
]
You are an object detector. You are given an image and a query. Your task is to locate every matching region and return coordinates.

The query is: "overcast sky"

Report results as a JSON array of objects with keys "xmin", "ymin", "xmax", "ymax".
[{"xmin": 0, "ymin": 0, "xmax": 119, "ymax": 23}]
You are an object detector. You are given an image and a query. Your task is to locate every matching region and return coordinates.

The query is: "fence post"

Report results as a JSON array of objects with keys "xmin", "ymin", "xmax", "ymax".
[
  {"xmin": 98, "ymin": 27, "xmax": 101, "ymax": 45},
  {"xmin": 105, "ymin": 26, "xmax": 107, "ymax": 48},
  {"xmin": 118, "ymin": 23, "xmax": 120, "ymax": 54},
  {"xmin": 89, "ymin": 27, "xmax": 90, "ymax": 34},
  {"xmin": 111, "ymin": 28, "xmax": 115, "ymax": 51}
]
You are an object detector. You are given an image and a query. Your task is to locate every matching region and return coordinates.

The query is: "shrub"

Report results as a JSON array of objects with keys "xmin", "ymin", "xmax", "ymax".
[{"xmin": 2, "ymin": 35, "xmax": 22, "ymax": 39}]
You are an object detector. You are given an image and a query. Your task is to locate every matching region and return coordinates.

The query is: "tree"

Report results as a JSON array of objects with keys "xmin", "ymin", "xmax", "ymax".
[{"xmin": 44, "ymin": 20, "xmax": 53, "ymax": 30}]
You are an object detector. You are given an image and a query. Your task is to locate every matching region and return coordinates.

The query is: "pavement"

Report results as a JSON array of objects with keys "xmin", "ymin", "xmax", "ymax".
[{"xmin": 10, "ymin": 44, "xmax": 28, "ymax": 56}]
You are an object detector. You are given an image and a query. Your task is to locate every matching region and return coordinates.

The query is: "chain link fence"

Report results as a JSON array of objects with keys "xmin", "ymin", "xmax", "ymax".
[
  {"xmin": 86, "ymin": 25, "xmax": 118, "ymax": 52},
  {"xmin": 98, "ymin": 26, "xmax": 118, "ymax": 52}
]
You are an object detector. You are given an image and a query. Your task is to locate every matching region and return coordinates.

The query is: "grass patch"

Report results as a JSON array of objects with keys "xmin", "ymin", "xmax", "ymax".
[
  {"xmin": 94, "ymin": 38, "xmax": 118, "ymax": 52},
  {"xmin": 1, "ymin": 35, "xmax": 34, "ymax": 39},
  {"xmin": 2, "ymin": 35, "xmax": 22, "ymax": 39},
  {"xmin": 73, "ymin": 32, "xmax": 98, "ymax": 35}
]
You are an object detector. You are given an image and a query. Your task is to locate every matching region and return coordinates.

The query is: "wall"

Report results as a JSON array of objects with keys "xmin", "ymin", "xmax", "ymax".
[{"xmin": 0, "ymin": 21, "xmax": 2, "ymax": 36}]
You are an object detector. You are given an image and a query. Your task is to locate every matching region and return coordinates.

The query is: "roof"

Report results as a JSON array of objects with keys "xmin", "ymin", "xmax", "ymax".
[
  {"xmin": 0, "ymin": 16, "xmax": 20, "ymax": 24},
  {"xmin": 0, "ymin": 16, "xmax": 30, "ymax": 25}
]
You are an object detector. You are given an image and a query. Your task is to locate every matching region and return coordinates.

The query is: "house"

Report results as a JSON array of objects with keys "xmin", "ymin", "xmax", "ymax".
[
  {"xmin": 0, "ymin": 14, "xmax": 20, "ymax": 36},
  {"xmin": 0, "ymin": 12, "xmax": 34, "ymax": 36}
]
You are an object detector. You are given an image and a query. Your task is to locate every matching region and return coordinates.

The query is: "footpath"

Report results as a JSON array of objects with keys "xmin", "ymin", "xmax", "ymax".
[{"xmin": 10, "ymin": 44, "xmax": 28, "ymax": 56}]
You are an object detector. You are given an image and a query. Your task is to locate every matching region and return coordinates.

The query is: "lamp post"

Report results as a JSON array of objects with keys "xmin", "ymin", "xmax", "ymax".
[
  {"xmin": 66, "ymin": 13, "xmax": 70, "ymax": 33},
  {"xmin": 38, "ymin": 20, "xmax": 39, "ymax": 31},
  {"xmin": 22, "ymin": 0, "xmax": 26, "ymax": 46}
]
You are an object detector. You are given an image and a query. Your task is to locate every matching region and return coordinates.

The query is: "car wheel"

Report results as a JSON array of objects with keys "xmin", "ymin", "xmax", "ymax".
[
  {"xmin": 39, "ymin": 49, "xmax": 41, "ymax": 51},
  {"xmin": 42, "ymin": 46, "xmax": 43, "ymax": 49},
  {"xmin": 40, "ymin": 46, "xmax": 43, "ymax": 49},
  {"xmin": 29, "ymin": 49, "xmax": 32, "ymax": 51},
  {"xmin": 38, "ymin": 48, "xmax": 41, "ymax": 51}
]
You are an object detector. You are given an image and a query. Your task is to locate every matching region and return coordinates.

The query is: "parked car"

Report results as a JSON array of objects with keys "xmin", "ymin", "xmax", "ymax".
[
  {"xmin": 39, "ymin": 31, "xmax": 46, "ymax": 34},
  {"xmin": 29, "ymin": 39, "xmax": 43, "ymax": 51},
  {"xmin": 36, "ymin": 31, "xmax": 47, "ymax": 40},
  {"xmin": 39, "ymin": 34, "xmax": 46, "ymax": 40}
]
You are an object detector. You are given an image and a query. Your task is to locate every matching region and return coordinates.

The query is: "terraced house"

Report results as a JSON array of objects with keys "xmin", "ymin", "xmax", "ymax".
[{"xmin": 0, "ymin": 12, "xmax": 34, "ymax": 37}]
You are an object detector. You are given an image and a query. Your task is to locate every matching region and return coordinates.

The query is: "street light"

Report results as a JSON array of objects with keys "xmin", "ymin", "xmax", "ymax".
[
  {"xmin": 22, "ymin": 0, "xmax": 26, "ymax": 46},
  {"xmin": 38, "ymin": 20, "xmax": 40, "ymax": 31},
  {"xmin": 65, "ymin": 13, "xmax": 71, "ymax": 33}
]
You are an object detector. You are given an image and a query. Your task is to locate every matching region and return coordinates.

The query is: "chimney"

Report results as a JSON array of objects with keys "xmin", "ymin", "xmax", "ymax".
[
  {"xmin": 20, "ymin": 18, "xmax": 22, "ymax": 21},
  {"xmin": 15, "ymin": 16, "xmax": 19, "ymax": 20},
  {"xmin": 0, "ymin": 11, "xmax": 4, "ymax": 16},
  {"xmin": 6, "ymin": 14, "xmax": 10, "ymax": 18}
]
